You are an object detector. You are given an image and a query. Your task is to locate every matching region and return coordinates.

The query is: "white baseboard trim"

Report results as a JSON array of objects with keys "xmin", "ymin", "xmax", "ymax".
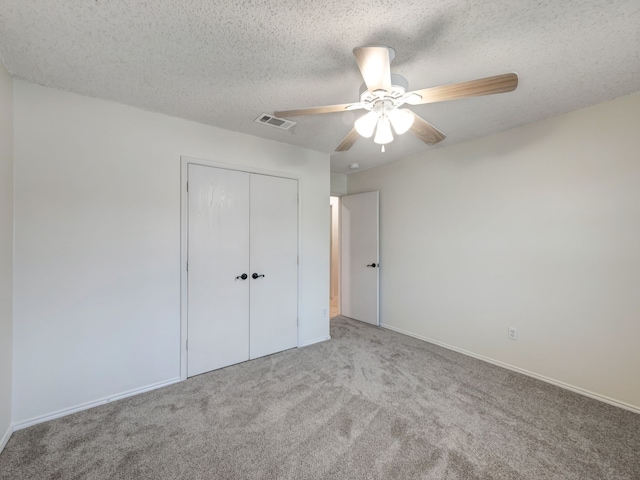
[
  {"xmin": 0, "ymin": 424, "xmax": 12, "ymax": 454},
  {"xmin": 380, "ymin": 323, "xmax": 640, "ymax": 415},
  {"xmin": 299, "ymin": 335, "xmax": 331, "ymax": 348},
  {"xmin": 12, "ymin": 377, "xmax": 182, "ymax": 431}
]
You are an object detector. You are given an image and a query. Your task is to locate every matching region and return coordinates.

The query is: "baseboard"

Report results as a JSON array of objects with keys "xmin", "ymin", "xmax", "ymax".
[
  {"xmin": 12, "ymin": 377, "xmax": 182, "ymax": 431},
  {"xmin": 299, "ymin": 335, "xmax": 331, "ymax": 348},
  {"xmin": 380, "ymin": 323, "xmax": 640, "ymax": 415},
  {"xmin": 0, "ymin": 424, "xmax": 12, "ymax": 454}
]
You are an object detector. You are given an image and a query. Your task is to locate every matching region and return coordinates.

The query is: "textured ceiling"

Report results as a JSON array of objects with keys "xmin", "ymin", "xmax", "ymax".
[{"xmin": 1, "ymin": 0, "xmax": 639, "ymax": 174}]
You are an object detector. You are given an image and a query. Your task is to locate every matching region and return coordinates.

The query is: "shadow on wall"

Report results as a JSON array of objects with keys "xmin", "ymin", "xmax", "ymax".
[{"xmin": 443, "ymin": 116, "xmax": 561, "ymax": 168}]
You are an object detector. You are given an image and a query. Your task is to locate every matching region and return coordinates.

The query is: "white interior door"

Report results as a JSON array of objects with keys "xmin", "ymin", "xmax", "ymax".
[
  {"xmin": 341, "ymin": 191, "xmax": 379, "ymax": 325},
  {"xmin": 187, "ymin": 165, "xmax": 250, "ymax": 376},
  {"xmin": 249, "ymin": 174, "xmax": 298, "ymax": 359}
]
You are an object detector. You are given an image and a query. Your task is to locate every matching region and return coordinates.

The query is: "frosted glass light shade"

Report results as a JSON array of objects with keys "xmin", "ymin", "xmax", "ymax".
[
  {"xmin": 354, "ymin": 111, "xmax": 379, "ymax": 138},
  {"xmin": 388, "ymin": 108, "xmax": 414, "ymax": 135},
  {"xmin": 374, "ymin": 116, "xmax": 394, "ymax": 144}
]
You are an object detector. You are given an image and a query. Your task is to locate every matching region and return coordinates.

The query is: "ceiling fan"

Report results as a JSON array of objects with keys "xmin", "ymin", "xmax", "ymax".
[{"xmin": 274, "ymin": 46, "xmax": 518, "ymax": 152}]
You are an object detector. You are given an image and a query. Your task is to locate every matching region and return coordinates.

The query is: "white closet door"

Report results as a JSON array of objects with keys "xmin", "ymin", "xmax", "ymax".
[
  {"xmin": 249, "ymin": 174, "xmax": 298, "ymax": 359},
  {"xmin": 187, "ymin": 165, "xmax": 250, "ymax": 376},
  {"xmin": 341, "ymin": 191, "xmax": 379, "ymax": 325}
]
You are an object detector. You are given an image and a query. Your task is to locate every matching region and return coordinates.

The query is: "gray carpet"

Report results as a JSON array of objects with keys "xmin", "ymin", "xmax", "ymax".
[{"xmin": 1, "ymin": 317, "xmax": 639, "ymax": 479}]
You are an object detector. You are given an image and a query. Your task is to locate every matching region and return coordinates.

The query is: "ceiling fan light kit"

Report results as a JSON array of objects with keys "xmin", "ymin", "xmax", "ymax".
[
  {"xmin": 354, "ymin": 111, "xmax": 378, "ymax": 138},
  {"xmin": 387, "ymin": 108, "xmax": 414, "ymax": 135},
  {"xmin": 274, "ymin": 46, "xmax": 518, "ymax": 153},
  {"xmin": 373, "ymin": 115, "xmax": 393, "ymax": 145}
]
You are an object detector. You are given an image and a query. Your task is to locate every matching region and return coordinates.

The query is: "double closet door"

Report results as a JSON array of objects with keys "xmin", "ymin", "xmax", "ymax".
[{"xmin": 187, "ymin": 164, "xmax": 298, "ymax": 377}]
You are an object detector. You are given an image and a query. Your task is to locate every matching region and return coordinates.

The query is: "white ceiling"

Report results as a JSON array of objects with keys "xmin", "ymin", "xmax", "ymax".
[{"xmin": 1, "ymin": 1, "xmax": 638, "ymax": 174}]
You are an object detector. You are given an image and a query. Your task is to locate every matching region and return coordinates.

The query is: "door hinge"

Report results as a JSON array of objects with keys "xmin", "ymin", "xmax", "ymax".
[
  {"xmin": 186, "ymin": 339, "xmax": 188, "ymax": 350},
  {"xmin": 186, "ymin": 181, "xmax": 189, "ymax": 192},
  {"xmin": 186, "ymin": 260, "xmax": 189, "ymax": 272}
]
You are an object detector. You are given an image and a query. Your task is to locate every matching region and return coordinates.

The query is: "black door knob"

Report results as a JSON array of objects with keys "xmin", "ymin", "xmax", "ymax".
[
  {"xmin": 366, "ymin": 263, "xmax": 378, "ymax": 268},
  {"xmin": 235, "ymin": 273, "xmax": 248, "ymax": 280},
  {"xmin": 252, "ymin": 273, "xmax": 265, "ymax": 279}
]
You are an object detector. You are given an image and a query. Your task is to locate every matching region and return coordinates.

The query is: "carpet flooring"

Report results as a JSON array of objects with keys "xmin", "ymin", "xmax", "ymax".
[{"xmin": 1, "ymin": 317, "xmax": 639, "ymax": 479}]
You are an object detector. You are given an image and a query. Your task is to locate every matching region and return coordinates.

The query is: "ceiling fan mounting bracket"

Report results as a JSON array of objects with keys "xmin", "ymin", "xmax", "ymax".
[
  {"xmin": 359, "ymin": 73, "xmax": 408, "ymax": 97},
  {"xmin": 357, "ymin": 74, "xmax": 411, "ymax": 112}
]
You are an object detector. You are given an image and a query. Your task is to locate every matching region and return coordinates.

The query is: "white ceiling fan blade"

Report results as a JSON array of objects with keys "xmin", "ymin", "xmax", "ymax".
[{"xmin": 353, "ymin": 46, "xmax": 394, "ymax": 93}]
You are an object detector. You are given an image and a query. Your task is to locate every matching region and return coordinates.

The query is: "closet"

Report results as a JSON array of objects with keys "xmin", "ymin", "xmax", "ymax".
[{"xmin": 187, "ymin": 164, "xmax": 298, "ymax": 377}]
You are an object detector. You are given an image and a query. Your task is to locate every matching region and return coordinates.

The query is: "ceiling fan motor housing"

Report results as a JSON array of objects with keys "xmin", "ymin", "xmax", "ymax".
[{"xmin": 359, "ymin": 73, "xmax": 408, "ymax": 99}]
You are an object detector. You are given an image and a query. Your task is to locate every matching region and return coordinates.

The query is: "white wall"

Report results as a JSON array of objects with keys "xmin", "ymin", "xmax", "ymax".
[
  {"xmin": 348, "ymin": 91, "xmax": 640, "ymax": 411},
  {"xmin": 12, "ymin": 81, "xmax": 330, "ymax": 425},
  {"xmin": 330, "ymin": 172, "xmax": 347, "ymax": 196},
  {"xmin": 0, "ymin": 64, "xmax": 14, "ymax": 448}
]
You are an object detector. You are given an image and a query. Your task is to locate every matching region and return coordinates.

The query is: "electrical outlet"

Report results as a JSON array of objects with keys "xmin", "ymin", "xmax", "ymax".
[
  {"xmin": 322, "ymin": 308, "xmax": 328, "ymax": 318},
  {"xmin": 508, "ymin": 326, "xmax": 518, "ymax": 340}
]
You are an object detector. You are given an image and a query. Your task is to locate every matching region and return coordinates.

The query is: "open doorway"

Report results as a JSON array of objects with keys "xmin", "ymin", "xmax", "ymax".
[{"xmin": 330, "ymin": 196, "xmax": 340, "ymax": 317}]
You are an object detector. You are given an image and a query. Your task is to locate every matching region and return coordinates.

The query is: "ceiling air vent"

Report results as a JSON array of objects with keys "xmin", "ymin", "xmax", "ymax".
[{"xmin": 255, "ymin": 113, "xmax": 296, "ymax": 130}]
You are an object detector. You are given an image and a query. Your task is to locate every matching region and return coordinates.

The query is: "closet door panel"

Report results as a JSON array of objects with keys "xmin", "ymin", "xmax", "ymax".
[
  {"xmin": 187, "ymin": 165, "xmax": 250, "ymax": 376},
  {"xmin": 249, "ymin": 174, "xmax": 298, "ymax": 359}
]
